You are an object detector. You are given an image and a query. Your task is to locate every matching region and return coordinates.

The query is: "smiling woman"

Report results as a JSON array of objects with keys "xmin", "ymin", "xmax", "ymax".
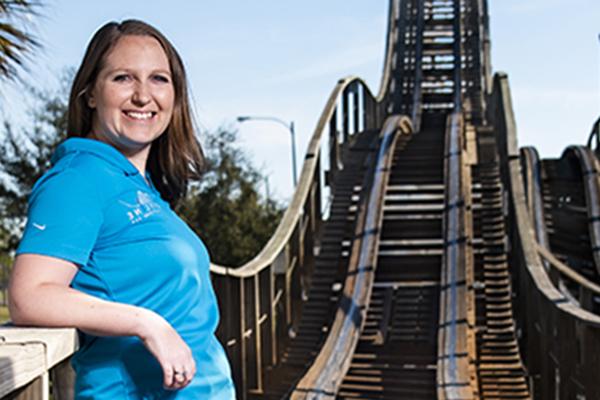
[{"xmin": 7, "ymin": 20, "xmax": 235, "ymax": 399}]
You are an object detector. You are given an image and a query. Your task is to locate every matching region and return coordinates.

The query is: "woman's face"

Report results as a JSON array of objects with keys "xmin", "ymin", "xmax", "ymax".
[{"xmin": 88, "ymin": 34, "xmax": 175, "ymax": 155}]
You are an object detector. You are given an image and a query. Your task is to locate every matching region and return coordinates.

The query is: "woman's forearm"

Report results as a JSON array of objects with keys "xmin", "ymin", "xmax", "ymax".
[{"xmin": 9, "ymin": 282, "xmax": 155, "ymax": 339}]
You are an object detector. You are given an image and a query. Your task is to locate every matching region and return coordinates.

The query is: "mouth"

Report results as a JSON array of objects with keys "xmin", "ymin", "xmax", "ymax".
[{"xmin": 123, "ymin": 110, "xmax": 157, "ymax": 121}]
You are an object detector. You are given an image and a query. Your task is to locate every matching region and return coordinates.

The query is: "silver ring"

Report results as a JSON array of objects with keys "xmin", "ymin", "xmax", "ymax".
[{"xmin": 174, "ymin": 370, "xmax": 186, "ymax": 376}]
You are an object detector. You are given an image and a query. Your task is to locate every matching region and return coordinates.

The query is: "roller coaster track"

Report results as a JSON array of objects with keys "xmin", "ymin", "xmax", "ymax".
[
  {"xmin": 6, "ymin": 2, "xmax": 600, "ymax": 400},
  {"xmin": 207, "ymin": 0, "xmax": 600, "ymax": 399},
  {"xmin": 208, "ymin": 0, "xmax": 535, "ymax": 398},
  {"xmin": 490, "ymin": 73, "xmax": 600, "ymax": 398}
]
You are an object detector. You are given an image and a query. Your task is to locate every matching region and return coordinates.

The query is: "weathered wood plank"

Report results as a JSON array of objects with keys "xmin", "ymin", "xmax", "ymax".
[
  {"xmin": 0, "ymin": 343, "xmax": 46, "ymax": 397},
  {"xmin": 0, "ymin": 328, "xmax": 78, "ymax": 398},
  {"xmin": 0, "ymin": 328, "xmax": 78, "ymax": 368}
]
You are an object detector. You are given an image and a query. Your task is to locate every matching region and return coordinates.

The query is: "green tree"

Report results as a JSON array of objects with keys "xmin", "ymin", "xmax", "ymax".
[
  {"xmin": 0, "ymin": 0, "xmax": 40, "ymax": 82},
  {"xmin": 0, "ymin": 76, "xmax": 68, "ymax": 254},
  {"xmin": 177, "ymin": 128, "xmax": 283, "ymax": 267}
]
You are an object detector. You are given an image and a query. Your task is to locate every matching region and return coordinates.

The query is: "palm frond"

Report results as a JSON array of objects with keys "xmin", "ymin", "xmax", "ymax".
[{"xmin": 0, "ymin": 0, "xmax": 40, "ymax": 81}]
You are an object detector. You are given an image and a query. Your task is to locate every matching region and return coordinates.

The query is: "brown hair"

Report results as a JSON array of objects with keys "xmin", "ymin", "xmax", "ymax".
[{"xmin": 67, "ymin": 19, "xmax": 204, "ymax": 204}]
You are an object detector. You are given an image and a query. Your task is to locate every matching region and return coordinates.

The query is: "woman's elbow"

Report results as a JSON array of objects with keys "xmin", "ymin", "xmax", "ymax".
[{"xmin": 8, "ymin": 287, "xmax": 34, "ymax": 325}]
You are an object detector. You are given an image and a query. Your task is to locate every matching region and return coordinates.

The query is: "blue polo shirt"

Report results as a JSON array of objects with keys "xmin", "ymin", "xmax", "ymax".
[{"xmin": 17, "ymin": 138, "xmax": 235, "ymax": 399}]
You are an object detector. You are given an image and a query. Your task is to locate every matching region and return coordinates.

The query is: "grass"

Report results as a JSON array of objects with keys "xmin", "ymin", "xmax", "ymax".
[{"xmin": 0, "ymin": 305, "xmax": 9, "ymax": 323}]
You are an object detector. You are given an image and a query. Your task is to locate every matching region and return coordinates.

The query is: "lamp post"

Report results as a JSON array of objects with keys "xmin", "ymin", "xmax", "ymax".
[{"xmin": 236, "ymin": 115, "xmax": 298, "ymax": 187}]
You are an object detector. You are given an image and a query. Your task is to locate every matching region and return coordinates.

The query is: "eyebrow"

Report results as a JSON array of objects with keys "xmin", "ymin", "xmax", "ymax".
[{"xmin": 105, "ymin": 68, "xmax": 172, "ymax": 76}]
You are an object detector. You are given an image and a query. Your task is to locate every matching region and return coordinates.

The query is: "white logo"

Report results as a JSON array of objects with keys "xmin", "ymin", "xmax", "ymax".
[
  {"xmin": 32, "ymin": 223, "xmax": 46, "ymax": 231},
  {"xmin": 119, "ymin": 191, "xmax": 161, "ymax": 224}
]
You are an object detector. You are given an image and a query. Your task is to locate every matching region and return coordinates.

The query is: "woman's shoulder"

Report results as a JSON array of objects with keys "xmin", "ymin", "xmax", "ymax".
[{"xmin": 31, "ymin": 151, "xmax": 116, "ymax": 203}]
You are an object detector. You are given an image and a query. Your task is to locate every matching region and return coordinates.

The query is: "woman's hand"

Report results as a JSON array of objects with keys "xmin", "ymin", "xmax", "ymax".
[{"xmin": 137, "ymin": 310, "xmax": 197, "ymax": 390}]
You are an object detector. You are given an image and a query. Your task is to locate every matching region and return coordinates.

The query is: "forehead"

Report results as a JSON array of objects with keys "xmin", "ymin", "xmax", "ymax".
[{"xmin": 102, "ymin": 35, "xmax": 170, "ymax": 71}]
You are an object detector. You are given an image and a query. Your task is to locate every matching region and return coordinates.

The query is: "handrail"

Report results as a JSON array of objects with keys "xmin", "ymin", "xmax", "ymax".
[
  {"xmin": 519, "ymin": 146, "xmax": 564, "ymax": 292},
  {"xmin": 376, "ymin": 0, "xmax": 400, "ymax": 103},
  {"xmin": 519, "ymin": 147, "xmax": 550, "ymax": 247},
  {"xmin": 535, "ymin": 243, "xmax": 600, "ymax": 296},
  {"xmin": 0, "ymin": 327, "xmax": 77, "ymax": 399},
  {"xmin": 437, "ymin": 112, "xmax": 477, "ymax": 399},
  {"xmin": 290, "ymin": 115, "xmax": 412, "ymax": 399}
]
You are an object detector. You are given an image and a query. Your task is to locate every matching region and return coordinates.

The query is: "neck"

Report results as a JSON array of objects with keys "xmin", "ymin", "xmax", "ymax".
[
  {"xmin": 86, "ymin": 131, "xmax": 151, "ymax": 177},
  {"xmin": 124, "ymin": 147, "xmax": 150, "ymax": 178}
]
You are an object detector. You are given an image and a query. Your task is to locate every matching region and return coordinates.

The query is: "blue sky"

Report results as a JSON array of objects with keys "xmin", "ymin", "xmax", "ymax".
[{"xmin": 2, "ymin": 1, "xmax": 599, "ymax": 200}]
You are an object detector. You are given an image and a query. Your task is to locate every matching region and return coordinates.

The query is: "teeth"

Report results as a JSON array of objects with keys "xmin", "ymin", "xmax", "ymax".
[{"xmin": 126, "ymin": 111, "xmax": 153, "ymax": 120}]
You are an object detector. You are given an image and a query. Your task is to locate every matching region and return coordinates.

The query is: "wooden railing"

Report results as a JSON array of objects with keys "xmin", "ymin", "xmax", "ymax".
[
  {"xmin": 0, "ymin": 327, "xmax": 77, "ymax": 400},
  {"xmin": 491, "ymin": 71, "xmax": 600, "ymax": 400}
]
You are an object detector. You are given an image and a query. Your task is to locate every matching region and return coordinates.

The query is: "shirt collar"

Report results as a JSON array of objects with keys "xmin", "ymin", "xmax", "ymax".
[{"xmin": 52, "ymin": 137, "xmax": 140, "ymax": 176}]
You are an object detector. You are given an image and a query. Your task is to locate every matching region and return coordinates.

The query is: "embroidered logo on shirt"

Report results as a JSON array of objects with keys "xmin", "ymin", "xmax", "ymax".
[
  {"xmin": 119, "ymin": 191, "xmax": 161, "ymax": 224},
  {"xmin": 32, "ymin": 223, "xmax": 47, "ymax": 231}
]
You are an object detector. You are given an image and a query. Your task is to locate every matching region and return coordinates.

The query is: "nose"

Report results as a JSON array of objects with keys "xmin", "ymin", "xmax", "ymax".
[{"xmin": 132, "ymin": 82, "xmax": 151, "ymax": 106}]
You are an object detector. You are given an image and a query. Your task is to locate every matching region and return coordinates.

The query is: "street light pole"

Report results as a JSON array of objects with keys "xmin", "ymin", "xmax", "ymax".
[
  {"xmin": 236, "ymin": 115, "xmax": 298, "ymax": 187},
  {"xmin": 289, "ymin": 121, "xmax": 298, "ymax": 188}
]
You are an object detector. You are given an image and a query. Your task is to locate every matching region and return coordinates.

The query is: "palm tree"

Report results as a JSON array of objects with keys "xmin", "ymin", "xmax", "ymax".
[{"xmin": 0, "ymin": 0, "xmax": 39, "ymax": 81}]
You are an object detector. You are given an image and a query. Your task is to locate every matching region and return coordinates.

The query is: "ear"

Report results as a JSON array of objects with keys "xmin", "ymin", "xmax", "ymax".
[{"xmin": 86, "ymin": 86, "xmax": 97, "ymax": 108}]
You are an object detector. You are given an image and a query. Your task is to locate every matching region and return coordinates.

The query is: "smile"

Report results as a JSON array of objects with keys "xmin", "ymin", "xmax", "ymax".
[{"xmin": 123, "ymin": 111, "xmax": 156, "ymax": 120}]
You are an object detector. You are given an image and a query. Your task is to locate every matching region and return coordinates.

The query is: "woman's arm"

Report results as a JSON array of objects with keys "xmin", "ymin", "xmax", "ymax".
[{"xmin": 9, "ymin": 254, "xmax": 196, "ymax": 390}]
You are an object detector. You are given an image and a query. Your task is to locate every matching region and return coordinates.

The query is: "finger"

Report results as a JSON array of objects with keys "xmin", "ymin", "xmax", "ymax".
[
  {"xmin": 184, "ymin": 368, "xmax": 194, "ymax": 386},
  {"xmin": 163, "ymin": 367, "xmax": 174, "ymax": 389},
  {"xmin": 174, "ymin": 370, "xmax": 186, "ymax": 384}
]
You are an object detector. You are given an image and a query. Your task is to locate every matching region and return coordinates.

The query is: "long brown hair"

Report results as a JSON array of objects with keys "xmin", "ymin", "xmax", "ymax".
[{"xmin": 67, "ymin": 19, "xmax": 204, "ymax": 204}]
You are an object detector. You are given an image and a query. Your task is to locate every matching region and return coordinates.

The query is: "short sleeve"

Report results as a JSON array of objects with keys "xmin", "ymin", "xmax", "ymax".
[{"xmin": 16, "ymin": 167, "xmax": 104, "ymax": 266}]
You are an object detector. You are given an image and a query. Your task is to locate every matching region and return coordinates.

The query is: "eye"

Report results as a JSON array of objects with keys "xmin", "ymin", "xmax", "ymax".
[
  {"xmin": 152, "ymin": 74, "xmax": 171, "ymax": 84},
  {"xmin": 112, "ymin": 73, "xmax": 132, "ymax": 82}
]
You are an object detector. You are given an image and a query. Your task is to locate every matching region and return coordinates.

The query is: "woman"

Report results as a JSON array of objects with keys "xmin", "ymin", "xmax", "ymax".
[{"xmin": 8, "ymin": 20, "xmax": 236, "ymax": 399}]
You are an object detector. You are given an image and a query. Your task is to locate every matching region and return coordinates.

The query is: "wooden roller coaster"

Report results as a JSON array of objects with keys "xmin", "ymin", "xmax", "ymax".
[{"xmin": 4, "ymin": 1, "xmax": 600, "ymax": 399}]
